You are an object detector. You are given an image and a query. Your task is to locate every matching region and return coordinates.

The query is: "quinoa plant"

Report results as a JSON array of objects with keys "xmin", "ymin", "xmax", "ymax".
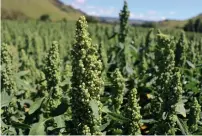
[
  {"xmin": 43, "ymin": 41, "xmax": 62, "ymax": 116},
  {"xmin": 111, "ymin": 68, "xmax": 125, "ymax": 113},
  {"xmin": 19, "ymin": 49, "xmax": 30, "ymax": 72},
  {"xmin": 188, "ymin": 98, "xmax": 201, "ymax": 132},
  {"xmin": 175, "ymin": 31, "xmax": 188, "ymax": 67},
  {"xmin": 1, "ymin": 43, "xmax": 16, "ymax": 95},
  {"xmin": 124, "ymin": 88, "xmax": 142, "ymax": 135},
  {"xmin": 152, "ymin": 34, "xmax": 175, "ymax": 115},
  {"xmin": 145, "ymin": 28, "xmax": 154, "ymax": 52},
  {"xmin": 98, "ymin": 41, "xmax": 108, "ymax": 73},
  {"xmin": 119, "ymin": 0, "xmax": 130, "ymax": 43},
  {"xmin": 1, "ymin": 43, "xmax": 19, "ymax": 134},
  {"xmin": 152, "ymin": 70, "xmax": 183, "ymax": 135},
  {"xmin": 152, "ymin": 34, "xmax": 183, "ymax": 135},
  {"xmin": 71, "ymin": 16, "xmax": 103, "ymax": 135}
]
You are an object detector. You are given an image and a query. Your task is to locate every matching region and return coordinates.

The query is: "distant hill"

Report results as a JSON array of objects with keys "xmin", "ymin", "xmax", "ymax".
[
  {"xmin": 1, "ymin": 0, "xmax": 85, "ymax": 21},
  {"xmin": 1, "ymin": 0, "xmax": 201, "ymax": 30},
  {"xmin": 157, "ymin": 13, "xmax": 202, "ymax": 29},
  {"xmin": 99, "ymin": 16, "xmax": 152, "ymax": 24},
  {"xmin": 97, "ymin": 14, "xmax": 202, "ymax": 30}
]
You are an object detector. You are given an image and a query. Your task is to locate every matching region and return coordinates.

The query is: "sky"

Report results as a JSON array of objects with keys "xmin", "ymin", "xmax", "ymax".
[{"xmin": 60, "ymin": 0, "xmax": 202, "ymax": 21}]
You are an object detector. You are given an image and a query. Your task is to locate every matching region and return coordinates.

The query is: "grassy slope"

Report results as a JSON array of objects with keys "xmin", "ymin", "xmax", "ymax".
[
  {"xmin": 1, "ymin": 0, "xmax": 84, "ymax": 21},
  {"xmin": 158, "ymin": 14, "xmax": 202, "ymax": 29},
  {"xmin": 158, "ymin": 20, "xmax": 187, "ymax": 29}
]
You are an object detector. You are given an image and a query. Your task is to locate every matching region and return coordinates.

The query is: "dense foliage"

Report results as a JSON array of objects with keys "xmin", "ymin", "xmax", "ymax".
[
  {"xmin": 1, "ymin": 1, "xmax": 202, "ymax": 135},
  {"xmin": 184, "ymin": 18, "xmax": 202, "ymax": 33}
]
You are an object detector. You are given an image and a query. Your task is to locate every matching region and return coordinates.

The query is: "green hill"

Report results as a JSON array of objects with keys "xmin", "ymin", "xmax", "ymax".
[
  {"xmin": 157, "ymin": 14, "xmax": 202, "ymax": 29},
  {"xmin": 1, "ymin": 0, "xmax": 85, "ymax": 21}
]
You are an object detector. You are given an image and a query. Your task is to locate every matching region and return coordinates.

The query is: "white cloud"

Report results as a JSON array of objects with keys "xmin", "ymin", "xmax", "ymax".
[
  {"xmin": 161, "ymin": 16, "xmax": 166, "ymax": 20},
  {"xmin": 69, "ymin": 2, "xmax": 166, "ymax": 21},
  {"xmin": 75, "ymin": 0, "xmax": 86, "ymax": 4},
  {"xmin": 86, "ymin": 5, "xmax": 96, "ymax": 9},
  {"xmin": 130, "ymin": 12, "xmax": 166, "ymax": 21},
  {"xmin": 88, "ymin": 11, "xmax": 99, "ymax": 16},
  {"xmin": 85, "ymin": 6, "xmax": 118, "ymax": 17}
]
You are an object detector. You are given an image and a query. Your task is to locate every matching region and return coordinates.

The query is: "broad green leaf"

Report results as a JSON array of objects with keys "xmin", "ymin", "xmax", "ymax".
[
  {"xmin": 1, "ymin": 91, "xmax": 12, "ymax": 107},
  {"xmin": 28, "ymin": 97, "xmax": 45, "ymax": 115},
  {"xmin": 100, "ymin": 118, "xmax": 111, "ymax": 131},
  {"xmin": 89, "ymin": 99, "xmax": 99, "ymax": 119},
  {"xmin": 102, "ymin": 106, "xmax": 110, "ymax": 113},
  {"xmin": 15, "ymin": 79, "xmax": 35, "ymax": 92},
  {"xmin": 176, "ymin": 102, "xmax": 186, "ymax": 117},
  {"xmin": 54, "ymin": 115, "xmax": 65, "ymax": 128},
  {"xmin": 185, "ymin": 78, "xmax": 199, "ymax": 93},
  {"xmin": 107, "ymin": 112, "xmax": 130, "ymax": 122},
  {"xmin": 186, "ymin": 60, "xmax": 195, "ymax": 68},
  {"xmin": 15, "ymin": 70, "xmax": 30, "ymax": 77},
  {"xmin": 125, "ymin": 65, "xmax": 133, "ymax": 75},
  {"xmin": 29, "ymin": 119, "xmax": 45, "ymax": 135}
]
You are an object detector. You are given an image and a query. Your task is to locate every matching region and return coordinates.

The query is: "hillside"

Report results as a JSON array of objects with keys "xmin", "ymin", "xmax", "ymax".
[
  {"xmin": 157, "ymin": 13, "xmax": 202, "ymax": 29},
  {"xmin": 1, "ymin": 0, "xmax": 85, "ymax": 21},
  {"xmin": 1, "ymin": 0, "xmax": 202, "ymax": 29}
]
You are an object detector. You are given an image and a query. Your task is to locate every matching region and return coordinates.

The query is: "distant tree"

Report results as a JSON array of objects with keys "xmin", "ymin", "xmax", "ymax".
[
  {"xmin": 184, "ymin": 19, "xmax": 195, "ymax": 32},
  {"xmin": 184, "ymin": 18, "xmax": 202, "ymax": 33},
  {"xmin": 194, "ymin": 18, "xmax": 201, "ymax": 32},
  {"xmin": 86, "ymin": 15, "xmax": 99, "ymax": 23},
  {"xmin": 39, "ymin": 14, "xmax": 51, "ymax": 21},
  {"xmin": 141, "ymin": 22, "xmax": 157, "ymax": 28}
]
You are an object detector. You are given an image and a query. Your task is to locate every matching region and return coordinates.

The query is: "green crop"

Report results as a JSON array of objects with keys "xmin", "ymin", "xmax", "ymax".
[
  {"xmin": 1, "ymin": 1, "xmax": 202, "ymax": 135},
  {"xmin": 70, "ymin": 16, "xmax": 103, "ymax": 135}
]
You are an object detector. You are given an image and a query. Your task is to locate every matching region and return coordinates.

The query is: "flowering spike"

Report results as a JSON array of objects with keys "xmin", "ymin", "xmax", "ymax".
[
  {"xmin": 43, "ymin": 41, "xmax": 62, "ymax": 115},
  {"xmin": 111, "ymin": 68, "xmax": 125, "ymax": 113},
  {"xmin": 71, "ymin": 16, "xmax": 103, "ymax": 134},
  {"xmin": 1, "ymin": 43, "xmax": 16, "ymax": 95},
  {"xmin": 125, "ymin": 88, "xmax": 142, "ymax": 135},
  {"xmin": 119, "ymin": 0, "xmax": 130, "ymax": 43},
  {"xmin": 188, "ymin": 98, "xmax": 201, "ymax": 132},
  {"xmin": 175, "ymin": 31, "xmax": 188, "ymax": 67}
]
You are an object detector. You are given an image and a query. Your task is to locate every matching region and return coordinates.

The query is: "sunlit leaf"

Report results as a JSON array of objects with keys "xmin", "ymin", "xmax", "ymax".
[
  {"xmin": 1, "ymin": 91, "xmax": 12, "ymax": 107},
  {"xmin": 54, "ymin": 115, "xmax": 65, "ymax": 128},
  {"xmin": 15, "ymin": 70, "xmax": 30, "ymax": 77},
  {"xmin": 186, "ymin": 60, "xmax": 195, "ymax": 68},
  {"xmin": 28, "ymin": 97, "xmax": 45, "ymax": 115},
  {"xmin": 102, "ymin": 106, "xmax": 110, "ymax": 113},
  {"xmin": 29, "ymin": 119, "xmax": 45, "ymax": 135},
  {"xmin": 176, "ymin": 102, "xmax": 186, "ymax": 117},
  {"xmin": 89, "ymin": 99, "xmax": 99, "ymax": 119},
  {"xmin": 107, "ymin": 112, "xmax": 130, "ymax": 122}
]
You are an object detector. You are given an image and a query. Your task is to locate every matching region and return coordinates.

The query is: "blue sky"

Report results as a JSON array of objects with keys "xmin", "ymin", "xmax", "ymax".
[{"xmin": 60, "ymin": 0, "xmax": 202, "ymax": 21}]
